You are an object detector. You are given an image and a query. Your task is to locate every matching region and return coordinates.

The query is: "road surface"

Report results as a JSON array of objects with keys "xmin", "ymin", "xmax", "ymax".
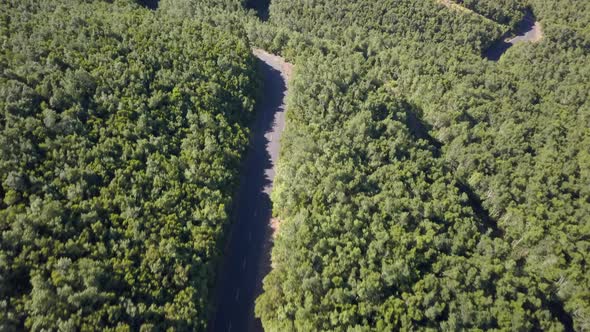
[
  {"xmin": 209, "ymin": 49, "xmax": 292, "ymax": 332},
  {"xmin": 484, "ymin": 10, "xmax": 543, "ymax": 61}
]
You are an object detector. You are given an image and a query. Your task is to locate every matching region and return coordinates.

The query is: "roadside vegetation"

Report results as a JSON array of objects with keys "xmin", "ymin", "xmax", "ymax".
[
  {"xmin": 1, "ymin": 0, "xmax": 588, "ymax": 331},
  {"xmin": 0, "ymin": 0, "xmax": 256, "ymax": 330},
  {"xmin": 253, "ymin": 0, "xmax": 590, "ymax": 330},
  {"xmin": 450, "ymin": 0, "xmax": 527, "ymax": 28}
]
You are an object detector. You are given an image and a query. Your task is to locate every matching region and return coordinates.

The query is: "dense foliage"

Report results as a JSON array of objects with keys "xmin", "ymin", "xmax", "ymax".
[
  {"xmin": 266, "ymin": 0, "xmax": 505, "ymax": 52},
  {"xmin": 455, "ymin": 0, "xmax": 527, "ymax": 28},
  {"xmin": 2, "ymin": 0, "xmax": 588, "ymax": 330},
  {"xmin": 0, "ymin": 0, "xmax": 256, "ymax": 330},
  {"xmin": 255, "ymin": 0, "xmax": 590, "ymax": 330},
  {"xmin": 255, "ymin": 53, "xmax": 564, "ymax": 331}
]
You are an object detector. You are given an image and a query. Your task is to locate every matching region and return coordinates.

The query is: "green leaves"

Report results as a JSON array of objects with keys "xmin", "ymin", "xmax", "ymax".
[
  {"xmin": 0, "ymin": 0, "xmax": 256, "ymax": 330},
  {"xmin": 255, "ymin": 0, "xmax": 589, "ymax": 327}
]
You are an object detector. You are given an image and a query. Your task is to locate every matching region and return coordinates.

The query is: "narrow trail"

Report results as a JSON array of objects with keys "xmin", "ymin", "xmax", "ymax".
[{"xmin": 209, "ymin": 49, "xmax": 292, "ymax": 332}]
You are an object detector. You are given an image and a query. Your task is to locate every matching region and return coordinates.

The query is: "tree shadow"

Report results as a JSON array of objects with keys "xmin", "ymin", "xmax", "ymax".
[
  {"xmin": 403, "ymin": 102, "xmax": 503, "ymax": 238},
  {"xmin": 403, "ymin": 103, "xmax": 442, "ymax": 158},
  {"xmin": 137, "ymin": 0, "xmax": 159, "ymax": 10},
  {"xmin": 546, "ymin": 297, "xmax": 575, "ymax": 332},
  {"xmin": 483, "ymin": 9, "xmax": 538, "ymax": 61},
  {"xmin": 208, "ymin": 57, "xmax": 287, "ymax": 332},
  {"xmin": 403, "ymin": 103, "xmax": 574, "ymax": 330},
  {"xmin": 483, "ymin": 41, "xmax": 513, "ymax": 61},
  {"xmin": 244, "ymin": 0, "xmax": 271, "ymax": 21}
]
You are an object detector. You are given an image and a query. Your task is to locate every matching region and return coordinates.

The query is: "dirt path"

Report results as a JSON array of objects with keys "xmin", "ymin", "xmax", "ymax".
[{"xmin": 209, "ymin": 49, "xmax": 291, "ymax": 332}]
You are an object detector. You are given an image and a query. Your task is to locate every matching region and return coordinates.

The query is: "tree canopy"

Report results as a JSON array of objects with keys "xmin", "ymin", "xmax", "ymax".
[
  {"xmin": 1, "ymin": 0, "xmax": 588, "ymax": 330},
  {"xmin": 254, "ymin": 0, "xmax": 590, "ymax": 330},
  {"xmin": 0, "ymin": 0, "xmax": 256, "ymax": 330}
]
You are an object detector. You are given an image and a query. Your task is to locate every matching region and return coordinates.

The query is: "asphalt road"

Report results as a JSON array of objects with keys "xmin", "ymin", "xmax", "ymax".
[
  {"xmin": 209, "ymin": 50, "xmax": 291, "ymax": 332},
  {"xmin": 484, "ymin": 10, "xmax": 543, "ymax": 61}
]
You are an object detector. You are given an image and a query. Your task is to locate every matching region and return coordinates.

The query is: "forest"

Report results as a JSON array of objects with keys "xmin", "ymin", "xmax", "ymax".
[
  {"xmin": 1, "ymin": 0, "xmax": 588, "ymax": 331},
  {"xmin": 0, "ymin": 0, "xmax": 256, "ymax": 330},
  {"xmin": 254, "ymin": 0, "xmax": 590, "ymax": 330}
]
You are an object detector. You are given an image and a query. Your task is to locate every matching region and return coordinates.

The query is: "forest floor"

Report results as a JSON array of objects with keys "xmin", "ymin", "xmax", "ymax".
[{"xmin": 209, "ymin": 49, "xmax": 291, "ymax": 332}]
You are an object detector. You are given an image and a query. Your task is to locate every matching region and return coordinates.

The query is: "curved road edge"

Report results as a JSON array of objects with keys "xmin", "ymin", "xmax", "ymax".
[{"xmin": 209, "ymin": 49, "xmax": 292, "ymax": 332}]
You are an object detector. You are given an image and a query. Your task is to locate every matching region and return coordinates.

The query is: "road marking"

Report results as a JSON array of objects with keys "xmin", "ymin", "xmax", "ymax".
[
  {"xmin": 227, "ymin": 322, "xmax": 232, "ymax": 332},
  {"xmin": 235, "ymin": 288, "xmax": 240, "ymax": 302},
  {"xmin": 242, "ymin": 258, "xmax": 247, "ymax": 270}
]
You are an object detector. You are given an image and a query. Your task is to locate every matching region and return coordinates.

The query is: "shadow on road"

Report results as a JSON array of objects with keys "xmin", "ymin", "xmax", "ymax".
[
  {"xmin": 209, "ymin": 55, "xmax": 288, "ymax": 332},
  {"xmin": 245, "ymin": 0, "xmax": 271, "ymax": 21},
  {"xmin": 484, "ymin": 9, "xmax": 540, "ymax": 61}
]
